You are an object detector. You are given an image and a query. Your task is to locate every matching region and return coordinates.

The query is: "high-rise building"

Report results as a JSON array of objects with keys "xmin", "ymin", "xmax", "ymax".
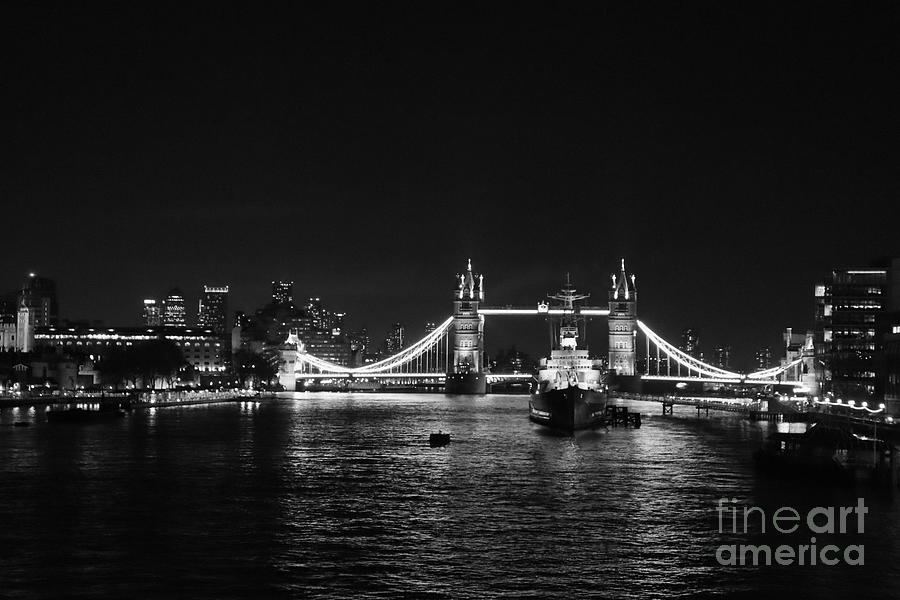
[
  {"xmin": 883, "ymin": 318, "xmax": 900, "ymax": 417},
  {"xmin": 143, "ymin": 299, "xmax": 162, "ymax": 326},
  {"xmin": 680, "ymin": 328, "xmax": 701, "ymax": 360},
  {"xmin": 233, "ymin": 310, "xmax": 249, "ymax": 329},
  {"xmin": 349, "ymin": 327, "xmax": 370, "ymax": 364},
  {"xmin": 198, "ymin": 285, "xmax": 229, "ymax": 335},
  {"xmin": 19, "ymin": 273, "xmax": 58, "ymax": 327},
  {"xmin": 272, "ymin": 281, "xmax": 293, "ymax": 308},
  {"xmin": 306, "ymin": 297, "xmax": 324, "ymax": 328},
  {"xmin": 754, "ymin": 347, "xmax": 773, "ymax": 370},
  {"xmin": 163, "ymin": 288, "xmax": 187, "ymax": 327},
  {"xmin": 812, "ymin": 257, "xmax": 900, "ymax": 412},
  {"xmin": 713, "ymin": 344, "xmax": 731, "ymax": 370},
  {"xmin": 814, "ymin": 267, "xmax": 888, "ymax": 401},
  {"xmin": 385, "ymin": 322, "xmax": 405, "ymax": 354},
  {"xmin": 330, "ymin": 311, "xmax": 345, "ymax": 335}
]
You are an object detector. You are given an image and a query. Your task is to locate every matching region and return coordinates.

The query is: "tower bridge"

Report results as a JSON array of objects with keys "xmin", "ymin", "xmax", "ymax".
[{"xmin": 278, "ymin": 259, "xmax": 816, "ymax": 394}]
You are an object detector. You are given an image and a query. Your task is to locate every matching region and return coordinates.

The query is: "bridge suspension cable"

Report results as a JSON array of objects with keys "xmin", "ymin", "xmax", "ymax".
[
  {"xmin": 292, "ymin": 317, "xmax": 453, "ymax": 375},
  {"xmin": 637, "ymin": 320, "xmax": 743, "ymax": 379},
  {"xmin": 745, "ymin": 356, "xmax": 804, "ymax": 379}
]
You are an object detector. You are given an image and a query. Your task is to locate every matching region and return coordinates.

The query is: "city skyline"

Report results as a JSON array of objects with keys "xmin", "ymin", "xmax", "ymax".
[
  {"xmin": 6, "ymin": 4, "xmax": 899, "ymax": 366},
  {"xmin": 4, "ymin": 6, "xmax": 900, "ymax": 598},
  {"xmin": 9, "ymin": 251, "xmax": 886, "ymax": 370}
]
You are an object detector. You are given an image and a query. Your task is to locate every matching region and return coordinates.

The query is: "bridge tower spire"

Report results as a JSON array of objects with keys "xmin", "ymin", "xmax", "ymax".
[
  {"xmin": 446, "ymin": 258, "xmax": 487, "ymax": 394},
  {"xmin": 608, "ymin": 258, "xmax": 637, "ymax": 376}
]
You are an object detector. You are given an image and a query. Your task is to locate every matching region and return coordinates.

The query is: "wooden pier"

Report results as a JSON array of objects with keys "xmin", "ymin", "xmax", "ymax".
[
  {"xmin": 604, "ymin": 405, "xmax": 642, "ymax": 428},
  {"xmin": 617, "ymin": 392, "xmax": 810, "ymax": 423}
]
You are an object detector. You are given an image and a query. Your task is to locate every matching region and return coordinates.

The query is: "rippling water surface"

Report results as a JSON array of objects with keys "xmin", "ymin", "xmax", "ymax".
[{"xmin": 1, "ymin": 394, "xmax": 898, "ymax": 598}]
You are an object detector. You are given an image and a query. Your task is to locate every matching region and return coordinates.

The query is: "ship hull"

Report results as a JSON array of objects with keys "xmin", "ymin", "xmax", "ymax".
[
  {"xmin": 529, "ymin": 386, "xmax": 607, "ymax": 431},
  {"xmin": 445, "ymin": 372, "xmax": 486, "ymax": 395}
]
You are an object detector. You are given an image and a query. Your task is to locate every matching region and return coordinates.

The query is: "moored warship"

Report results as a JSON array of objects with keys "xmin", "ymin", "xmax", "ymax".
[{"xmin": 529, "ymin": 276, "xmax": 607, "ymax": 430}]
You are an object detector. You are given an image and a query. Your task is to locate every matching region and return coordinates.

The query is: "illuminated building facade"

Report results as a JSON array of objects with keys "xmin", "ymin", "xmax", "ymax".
[
  {"xmin": 713, "ymin": 344, "xmax": 731, "ymax": 370},
  {"xmin": 755, "ymin": 346, "xmax": 773, "ymax": 370},
  {"xmin": 143, "ymin": 299, "xmax": 162, "ymax": 326},
  {"xmin": 198, "ymin": 285, "xmax": 229, "ymax": 335},
  {"xmin": 34, "ymin": 326, "xmax": 226, "ymax": 374},
  {"xmin": 446, "ymin": 259, "xmax": 486, "ymax": 393},
  {"xmin": 680, "ymin": 328, "xmax": 701, "ymax": 360},
  {"xmin": 16, "ymin": 304, "xmax": 35, "ymax": 352},
  {"xmin": 302, "ymin": 329, "xmax": 352, "ymax": 366},
  {"xmin": 0, "ymin": 315, "xmax": 16, "ymax": 351},
  {"xmin": 884, "ymin": 319, "xmax": 900, "ymax": 416},
  {"xmin": 163, "ymin": 288, "xmax": 187, "ymax": 326},
  {"xmin": 814, "ymin": 267, "xmax": 888, "ymax": 401},
  {"xmin": 608, "ymin": 259, "xmax": 637, "ymax": 376},
  {"xmin": 385, "ymin": 322, "xmax": 405, "ymax": 354},
  {"xmin": 782, "ymin": 327, "xmax": 817, "ymax": 394}
]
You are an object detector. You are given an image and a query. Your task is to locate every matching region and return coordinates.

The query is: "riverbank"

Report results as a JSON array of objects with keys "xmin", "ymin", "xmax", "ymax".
[{"xmin": 0, "ymin": 390, "xmax": 272, "ymax": 410}]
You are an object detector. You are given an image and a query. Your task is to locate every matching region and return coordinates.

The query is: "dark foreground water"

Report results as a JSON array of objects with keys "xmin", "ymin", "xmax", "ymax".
[{"xmin": 1, "ymin": 394, "xmax": 899, "ymax": 598}]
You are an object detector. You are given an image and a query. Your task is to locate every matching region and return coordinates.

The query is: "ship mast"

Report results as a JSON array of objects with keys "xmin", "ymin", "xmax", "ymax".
[{"xmin": 547, "ymin": 273, "xmax": 590, "ymax": 350}]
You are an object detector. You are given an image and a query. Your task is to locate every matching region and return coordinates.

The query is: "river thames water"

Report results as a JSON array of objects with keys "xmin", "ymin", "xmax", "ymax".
[{"xmin": 1, "ymin": 394, "xmax": 899, "ymax": 598}]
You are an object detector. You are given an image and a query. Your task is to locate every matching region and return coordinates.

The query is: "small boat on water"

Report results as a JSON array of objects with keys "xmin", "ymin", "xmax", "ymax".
[{"xmin": 429, "ymin": 432, "xmax": 451, "ymax": 447}]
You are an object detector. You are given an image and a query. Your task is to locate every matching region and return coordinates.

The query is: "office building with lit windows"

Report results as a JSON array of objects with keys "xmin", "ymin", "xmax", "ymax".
[
  {"xmin": 754, "ymin": 346, "xmax": 773, "ymax": 370},
  {"xmin": 712, "ymin": 345, "xmax": 731, "ymax": 371},
  {"xmin": 163, "ymin": 288, "xmax": 187, "ymax": 326},
  {"xmin": 272, "ymin": 281, "xmax": 293, "ymax": 308},
  {"xmin": 198, "ymin": 285, "xmax": 229, "ymax": 335},
  {"xmin": 884, "ymin": 318, "xmax": 900, "ymax": 416},
  {"xmin": 143, "ymin": 299, "xmax": 162, "ymax": 326},
  {"xmin": 33, "ymin": 326, "xmax": 226, "ymax": 374},
  {"xmin": 813, "ymin": 259, "xmax": 900, "ymax": 404},
  {"xmin": 679, "ymin": 328, "xmax": 701, "ymax": 360}
]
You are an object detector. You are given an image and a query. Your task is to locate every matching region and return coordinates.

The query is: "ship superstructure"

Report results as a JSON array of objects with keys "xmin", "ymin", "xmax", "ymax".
[{"xmin": 529, "ymin": 275, "xmax": 607, "ymax": 430}]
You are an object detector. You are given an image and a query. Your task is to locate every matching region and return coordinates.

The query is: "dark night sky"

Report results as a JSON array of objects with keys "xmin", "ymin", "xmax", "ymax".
[{"xmin": 4, "ymin": 3, "xmax": 899, "ymax": 368}]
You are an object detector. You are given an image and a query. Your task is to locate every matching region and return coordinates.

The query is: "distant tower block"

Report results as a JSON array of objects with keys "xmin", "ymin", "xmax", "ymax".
[
  {"xmin": 445, "ymin": 259, "xmax": 486, "ymax": 394},
  {"xmin": 608, "ymin": 259, "xmax": 637, "ymax": 376}
]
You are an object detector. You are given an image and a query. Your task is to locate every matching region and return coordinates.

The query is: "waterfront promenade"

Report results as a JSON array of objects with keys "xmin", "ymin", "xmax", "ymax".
[{"xmin": 0, "ymin": 389, "xmax": 267, "ymax": 410}]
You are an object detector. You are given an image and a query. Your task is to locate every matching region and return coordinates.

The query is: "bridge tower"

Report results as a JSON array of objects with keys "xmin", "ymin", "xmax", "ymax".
[
  {"xmin": 445, "ymin": 259, "xmax": 486, "ymax": 394},
  {"xmin": 608, "ymin": 259, "xmax": 637, "ymax": 376},
  {"xmin": 277, "ymin": 330, "xmax": 304, "ymax": 392}
]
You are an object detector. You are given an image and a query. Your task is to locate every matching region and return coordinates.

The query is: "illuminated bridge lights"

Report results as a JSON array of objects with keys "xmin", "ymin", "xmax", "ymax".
[
  {"xmin": 477, "ymin": 307, "xmax": 610, "ymax": 316},
  {"xmin": 637, "ymin": 320, "xmax": 743, "ymax": 379},
  {"xmin": 638, "ymin": 320, "xmax": 811, "ymax": 384},
  {"xmin": 293, "ymin": 317, "xmax": 453, "ymax": 375},
  {"xmin": 812, "ymin": 397, "xmax": 885, "ymax": 414},
  {"xmin": 291, "ymin": 313, "xmax": 809, "ymax": 386}
]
